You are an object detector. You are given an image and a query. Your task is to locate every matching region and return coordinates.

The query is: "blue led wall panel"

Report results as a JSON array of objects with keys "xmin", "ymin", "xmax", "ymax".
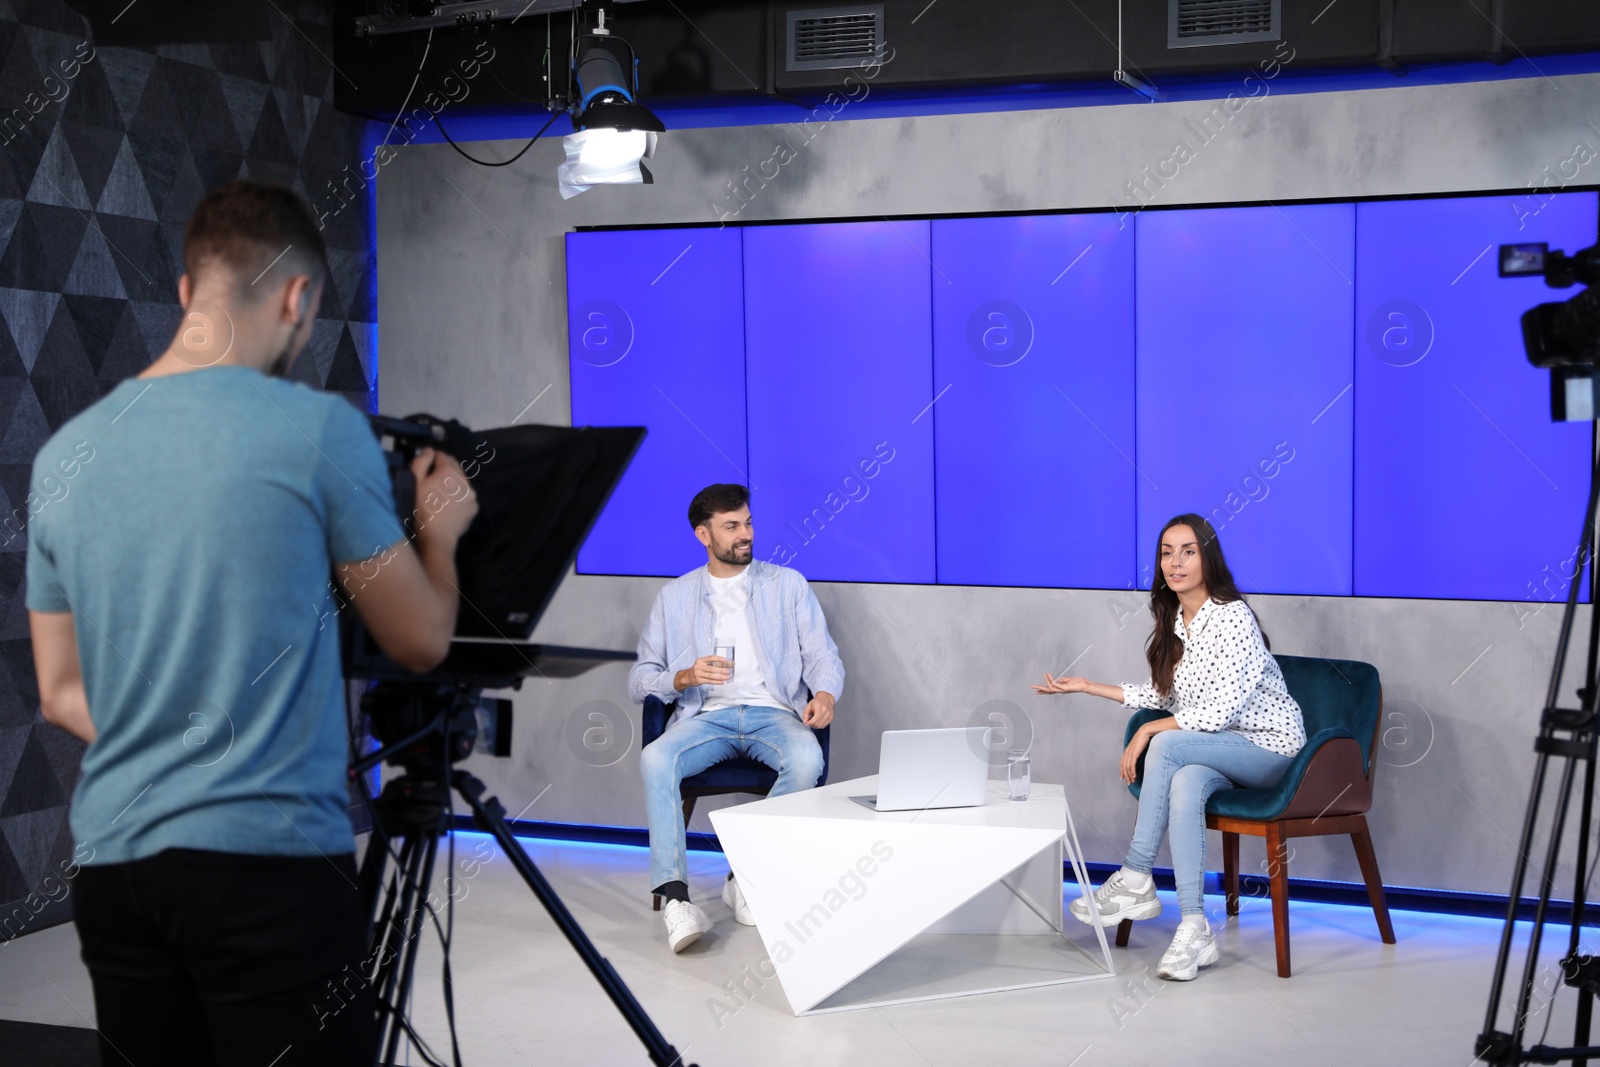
[
  {"xmin": 742, "ymin": 222, "xmax": 937, "ymax": 583},
  {"xmin": 567, "ymin": 228, "xmax": 748, "ymax": 577},
  {"xmin": 931, "ymin": 215, "xmax": 1137, "ymax": 588},
  {"xmin": 1135, "ymin": 205, "xmax": 1357, "ymax": 596},
  {"xmin": 1353, "ymin": 194, "xmax": 1594, "ymax": 601},
  {"xmin": 566, "ymin": 192, "xmax": 1597, "ymax": 599}
]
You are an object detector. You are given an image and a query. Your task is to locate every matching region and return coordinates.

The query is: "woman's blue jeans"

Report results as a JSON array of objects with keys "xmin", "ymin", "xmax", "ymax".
[{"xmin": 1124, "ymin": 728, "xmax": 1292, "ymax": 916}]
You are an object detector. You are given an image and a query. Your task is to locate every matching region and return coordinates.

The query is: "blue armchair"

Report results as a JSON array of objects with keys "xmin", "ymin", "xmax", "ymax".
[
  {"xmin": 641, "ymin": 694, "xmax": 831, "ymax": 910},
  {"xmin": 1116, "ymin": 654, "xmax": 1396, "ymax": 977}
]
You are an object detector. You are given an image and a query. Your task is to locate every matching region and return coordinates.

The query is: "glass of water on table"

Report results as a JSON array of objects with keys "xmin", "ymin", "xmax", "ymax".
[{"xmin": 1007, "ymin": 749, "xmax": 1031, "ymax": 801}]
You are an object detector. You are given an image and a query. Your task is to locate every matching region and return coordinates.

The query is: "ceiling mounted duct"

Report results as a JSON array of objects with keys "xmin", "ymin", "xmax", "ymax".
[
  {"xmin": 65, "ymin": 0, "xmax": 269, "ymax": 44},
  {"xmin": 1168, "ymin": 0, "xmax": 1279, "ymax": 49},
  {"xmin": 787, "ymin": 5, "xmax": 885, "ymax": 71}
]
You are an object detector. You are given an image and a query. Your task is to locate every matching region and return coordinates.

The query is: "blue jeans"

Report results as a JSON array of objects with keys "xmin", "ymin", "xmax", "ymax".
[
  {"xmin": 640, "ymin": 704, "xmax": 825, "ymax": 891},
  {"xmin": 1124, "ymin": 728, "xmax": 1292, "ymax": 916}
]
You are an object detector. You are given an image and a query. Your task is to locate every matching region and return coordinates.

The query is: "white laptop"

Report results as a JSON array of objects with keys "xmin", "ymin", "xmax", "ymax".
[{"xmin": 849, "ymin": 727, "xmax": 991, "ymax": 812}]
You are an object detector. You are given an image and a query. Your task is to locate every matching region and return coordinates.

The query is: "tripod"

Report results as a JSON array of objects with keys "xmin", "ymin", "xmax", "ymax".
[
  {"xmin": 1479, "ymin": 435, "xmax": 1600, "ymax": 1067},
  {"xmin": 352, "ymin": 683, "xmax": 697, "ymax": 1067}
]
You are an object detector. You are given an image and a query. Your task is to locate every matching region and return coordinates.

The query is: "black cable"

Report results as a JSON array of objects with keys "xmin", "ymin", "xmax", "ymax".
[
  {"xmin": 409, "ymin": 856, "xmax": 461, "ymax": 1067},
  {"xmin": 1584, "ymin": 829, "xmax": 1600, "ymax": 907},
  {"xmin": 434, "ymin": 109, "xmax": 562, "ymax": 167},
  {"xmin": 443, "ymin": 770, "xmax": 463, "ymax": 1067},
  {"xmin": 1537, "ymin": 958, "xmax": 1560, "ymax": 1045},
  {"xmin": 396, "ymin": 863, "xmax": 457, "ymax": 1067},
  {"xmin": 362, "ymin": 840, "xmax": 451, "ymax": 1067},
  {"xmin": 768, "ymin": 90, "xmax": 820, "ymax": 112},
  {"xmin": 380, "ymin": 27, "xmax": 434, "ymax": 155},
  {"xmin": 375, "ymin": 1000, "xmax": 451, "ymax": 1067},
  {"xmin": 486, "ymin": 47, "xmax": 552, "ymax": 103},
  {"xmin": 426, "ymin": 24, "xmax": 561, "ymax": 168},
  {"xmin": 351, "ymin": 757, "xmax": 453, "ymax": 1067}
]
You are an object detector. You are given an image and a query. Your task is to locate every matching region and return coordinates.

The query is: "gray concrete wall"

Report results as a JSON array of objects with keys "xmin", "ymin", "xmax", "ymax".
[{"xmin": 376, "ymin": 69, "xmax": 1598, "ymax": 896}]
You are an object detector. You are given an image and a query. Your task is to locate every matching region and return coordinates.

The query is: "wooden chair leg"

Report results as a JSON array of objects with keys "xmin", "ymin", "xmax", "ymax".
[
  {"xmin": 1265, "ymin": 822, "xmax": 1292, "ymax": 978},
  {"xmin": 1115, "ymin": 918, "xmax": 1132, "ymax": 947},
  {"xmin": 1349, "ymin": 818, "xmax": 1397, "ymax": 945},
  {"xmin": 652, "ymin": 893, "xmax": 662, "ymax": 912},
  {"xmin": 1223, "ymin": 831, "xmax": 1241, "ymax": 916}
]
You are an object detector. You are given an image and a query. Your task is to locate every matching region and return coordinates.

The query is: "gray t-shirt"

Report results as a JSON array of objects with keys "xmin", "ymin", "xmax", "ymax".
[{"xmin": 25, "ymin": 366, "xmax": 403, "ymax": 865}]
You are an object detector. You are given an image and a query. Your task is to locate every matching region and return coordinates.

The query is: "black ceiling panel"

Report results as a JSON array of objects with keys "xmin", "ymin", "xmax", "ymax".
[
  {"xmin": 330, "ymin": 0, "xmax": 1600, "ymax": 118},
  {"xmin": 1503, "ymin": 0, "xmax": 1600, "ymax": 56},
  {"xmin": 1388, "ymin": 0, "xmax": 1496, "ymax": 62}
]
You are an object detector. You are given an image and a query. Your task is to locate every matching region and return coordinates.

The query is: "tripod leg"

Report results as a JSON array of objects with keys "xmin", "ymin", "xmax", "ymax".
[
  {"xmin": 383, "ymin": 831, "xmax": 441, "ymax": 1067},
  {"xmin": 1480, "ymin": 431, "xmax": 1600, "ymax": 1065},
  {"xmin": 364, "ymin": 834, "xmax": 406, "ymax": 1064},
  {"xmin": 1512, "ymin": 755, "xmax": 1582, "ymax": 1054},
  {"xmin": 359, "ymin": 823, "xmax": 390, "ymax": 937},
  {"xmin": 1579, "ymin": 992, "xmax": 1594, "ymax": 1067},
  {"xmin": 371, "ymin": 834, "xmax": 421, "ymax": 1061},
  {"xmin": 1570, "ymin": 441, "xmax": 1600, "ymax": 1067},
  {"xmin": 454, "ymin": 771, "xmax": 696, "ymax": 1067},
  {"xmin": 1573, "ymin": 747, "xmax": 1598, "ymax": 1067},
  {"xmin": 372, "ymin": 835, "xmax": 416, "ymax": 1066}
]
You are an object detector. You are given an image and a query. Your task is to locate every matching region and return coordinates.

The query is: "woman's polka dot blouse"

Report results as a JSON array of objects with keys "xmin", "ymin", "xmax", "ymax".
[{"xmin": 1119, "ymin": 598, "xmax": 1307, "ymax": 757}]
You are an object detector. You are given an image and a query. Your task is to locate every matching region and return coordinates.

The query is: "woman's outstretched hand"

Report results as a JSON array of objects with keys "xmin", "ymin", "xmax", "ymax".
[
  {"xmin": 1032, "ymin": 673, "xmax": 1089, "ymax": 695},
  {"xmin": 1120, "ymin": 728, "xmax": 1152, "ymax": 784}
]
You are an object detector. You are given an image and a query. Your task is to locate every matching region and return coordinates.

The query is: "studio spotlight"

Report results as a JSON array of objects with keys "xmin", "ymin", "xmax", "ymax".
[{"xmin": 558, "ymin": 8, "xmax": 664, "ymax": 199}]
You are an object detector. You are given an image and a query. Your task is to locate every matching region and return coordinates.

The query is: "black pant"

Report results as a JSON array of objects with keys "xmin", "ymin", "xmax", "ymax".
[{"xmin": 74, "ymin": 849, "xmax": 376, "ymax": 1067}]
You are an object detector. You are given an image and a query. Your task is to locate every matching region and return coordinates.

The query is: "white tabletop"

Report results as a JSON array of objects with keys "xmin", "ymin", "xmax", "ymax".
[{"xmin": 716, "ymin": 775, "xmax": 1067, "ymax": 831}]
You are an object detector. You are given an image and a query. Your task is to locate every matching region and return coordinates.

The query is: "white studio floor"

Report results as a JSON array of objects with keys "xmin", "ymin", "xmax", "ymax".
[{"xmin": 0, "ymin": 831, "xmax": 1577, "ymax": 1067}]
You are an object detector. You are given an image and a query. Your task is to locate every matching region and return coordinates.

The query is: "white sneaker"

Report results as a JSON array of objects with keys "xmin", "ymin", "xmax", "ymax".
[
  {"xmin": 1157, "ymin": 921, "xmax": 1220, "ymax": 981},
  {"xmin": 722, "ymin": 876, "xmax": 755, "ymax": 926},
  {"xmin": 1068, "ymin": 869, "xmax": 1162, "ymax": 927},
  {"xmin": 663, "ymin": 900, "xmax": 713, "ymax": 953}
]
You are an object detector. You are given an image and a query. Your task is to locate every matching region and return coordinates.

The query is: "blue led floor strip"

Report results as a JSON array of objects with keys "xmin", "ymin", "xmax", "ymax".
[{"xmin": 453, "ymin": 815, "xmax": 1591, "ymax": 924}]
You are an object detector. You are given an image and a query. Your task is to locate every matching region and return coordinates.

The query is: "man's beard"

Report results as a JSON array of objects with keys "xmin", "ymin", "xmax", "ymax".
[
  {"xmin": 265, "ymin": 339, "xmax": 294, "ymax": 378},
  {"xmin": 713, "ymin": 540, "xmax": 753, "ymax": 566},
  {"xmin": 267, "ymin": 315, "xmax": 310, "ymax": 379}
]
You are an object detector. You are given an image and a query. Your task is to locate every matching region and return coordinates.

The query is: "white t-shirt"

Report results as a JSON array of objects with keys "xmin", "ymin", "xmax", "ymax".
[{"xmin": 697, "ymin": 570, "xmax": 790, "ymax": 715}]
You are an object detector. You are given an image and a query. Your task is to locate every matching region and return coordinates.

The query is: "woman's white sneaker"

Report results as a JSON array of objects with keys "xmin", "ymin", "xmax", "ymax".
[
  {"xmin": 1157, "ymin": 920, "xmax": 1220, "ymax": 981},
  {"xmin": 1068, "ymin": 869, "xmax": 1162, "ymax": 927},
  {"xmin": 663, "ymin": 900, "xmax": 713, "ymax": 953}
]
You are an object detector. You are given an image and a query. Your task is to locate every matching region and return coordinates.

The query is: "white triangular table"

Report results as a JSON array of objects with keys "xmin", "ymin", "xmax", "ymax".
[{"xmin": 710, "ymin": 776, "xmax": 1116, "ymax": 1015}]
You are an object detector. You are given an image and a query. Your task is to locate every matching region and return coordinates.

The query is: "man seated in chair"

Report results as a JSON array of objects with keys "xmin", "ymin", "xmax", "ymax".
[{"xmin": 629, "ymin": 483, "xmax": 844, "ymax": 953}]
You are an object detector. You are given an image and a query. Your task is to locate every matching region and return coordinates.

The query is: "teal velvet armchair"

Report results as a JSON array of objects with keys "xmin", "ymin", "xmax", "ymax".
[{"xmin": 1117, "ymin": 654, "xmax": 1396, "ymax": 977}]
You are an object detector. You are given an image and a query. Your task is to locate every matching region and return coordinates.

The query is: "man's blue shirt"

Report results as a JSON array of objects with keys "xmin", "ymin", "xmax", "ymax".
[
  {"xmin": 627, "ymin": 559, "xmax": 845, "ymax": 717},
  {"xmin": 25, "ymin": 366, "xmax": 403, "ymax": 865}
]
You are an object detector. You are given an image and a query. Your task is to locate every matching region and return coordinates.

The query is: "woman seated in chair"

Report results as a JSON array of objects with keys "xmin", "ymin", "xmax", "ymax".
[{"xmin": 1033, "ymin": 512, "xmax": 1305, "ymax": 981}]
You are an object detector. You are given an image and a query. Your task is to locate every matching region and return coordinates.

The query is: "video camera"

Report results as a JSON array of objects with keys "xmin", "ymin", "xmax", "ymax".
[
  {"xmin": 342, "ymin": 414, "xmax": 642, "ymax": 764},
  {"xmin": 337, "ymin": 415, "xmax": 696, "ymax": 1067},
  {"xmin": 1499, "ymin": 240, "xmax": 1600, "ymax": 420}
]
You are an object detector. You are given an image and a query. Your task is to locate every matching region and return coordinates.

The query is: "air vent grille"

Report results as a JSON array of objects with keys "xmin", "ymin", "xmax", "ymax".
[
  {"xmin": 787, "ymin": 6, "xmax": 884, "ymax": 71},
  {"xmin": 1168, "ymin": 0, "xmax": 1279, "ymax": 48}
]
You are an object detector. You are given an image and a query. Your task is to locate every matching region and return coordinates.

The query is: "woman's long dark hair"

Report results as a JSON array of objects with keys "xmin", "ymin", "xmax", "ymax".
[{"xmin": 1145, "ymin": 513, "xmax": 1268, "ymax": 697}]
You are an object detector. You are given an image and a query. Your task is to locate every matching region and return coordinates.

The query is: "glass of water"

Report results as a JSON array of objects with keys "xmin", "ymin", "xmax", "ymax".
[
  {"xmin": 713, "ymin": 643, "xmax": 735, "ymax": 684},
  {"xmin": 1007, "ymin": 749, "xmax": 1031, "ymax": 801}
]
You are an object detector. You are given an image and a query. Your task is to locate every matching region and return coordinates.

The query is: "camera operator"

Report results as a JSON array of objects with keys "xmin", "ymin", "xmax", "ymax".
[{"xmin": 26, "ymin": 181, "xmax": 477, "ymax": 1065}]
